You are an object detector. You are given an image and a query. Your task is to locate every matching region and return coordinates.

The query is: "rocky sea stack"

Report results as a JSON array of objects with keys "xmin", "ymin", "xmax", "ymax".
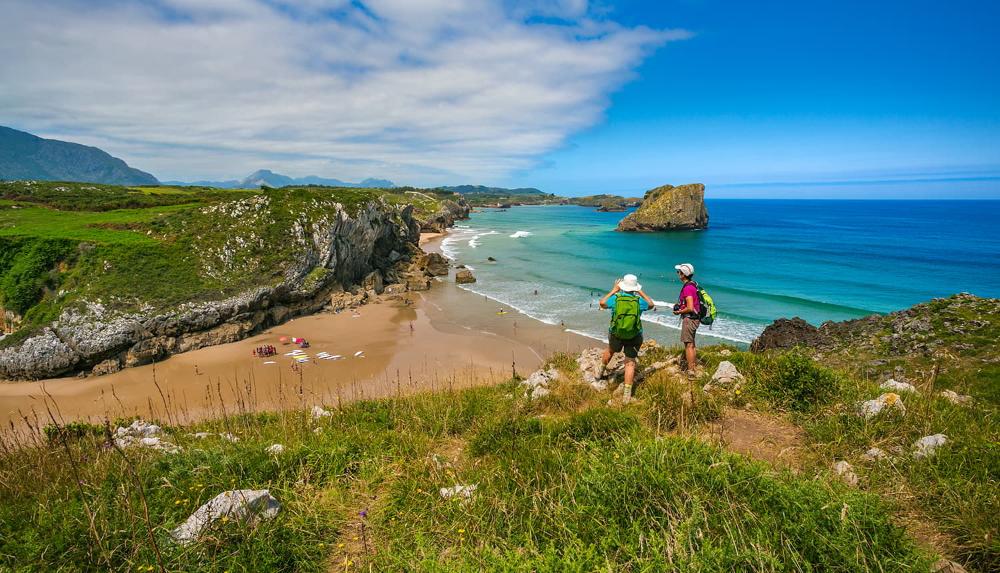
[{"xmin": 616, "ymin": 183, "xmax": 708, "ymax": 232}]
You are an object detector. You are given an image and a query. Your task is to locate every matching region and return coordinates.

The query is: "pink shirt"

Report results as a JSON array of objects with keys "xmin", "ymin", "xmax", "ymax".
[{"xmin": 679, "ymin": 283, "xmax": 701, "ymax": 315}]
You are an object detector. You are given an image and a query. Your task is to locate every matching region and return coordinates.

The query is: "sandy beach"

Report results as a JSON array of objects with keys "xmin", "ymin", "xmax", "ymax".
[{"xmin": 0, "ymin": 237, "xmax": 592, "ymax": 430}]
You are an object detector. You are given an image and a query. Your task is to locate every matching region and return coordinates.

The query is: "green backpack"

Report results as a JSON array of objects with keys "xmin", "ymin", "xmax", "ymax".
[
  {"xmin": 610, "ymin": 293, "xmax": 642, "ymax": 339},
  {"xmin": 691, "ymin": 282, "xmax": 718, "ymax": 326}
]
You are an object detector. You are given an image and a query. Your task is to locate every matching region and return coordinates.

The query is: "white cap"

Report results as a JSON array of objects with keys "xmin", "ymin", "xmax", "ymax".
[
  {"xmin": 674, "ymin": 263, "xmax": 694, "ymax": 277},
  {"xmin": 618, "ymin": 274, "xmax": 642, "ymax": 292}
]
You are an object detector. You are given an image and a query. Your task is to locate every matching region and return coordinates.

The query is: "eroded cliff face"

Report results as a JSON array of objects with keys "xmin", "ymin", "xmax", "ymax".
[
  {"xmin": 420, "ymin": 198, "xmax": 471, "ymax": 232},
  {"xmin": 0, "ymin": 198, "xmax": 424, "ymax": 380},
  {"xmin": 616, "ymin": 183, "xmax": 708, "ymax": 232}
]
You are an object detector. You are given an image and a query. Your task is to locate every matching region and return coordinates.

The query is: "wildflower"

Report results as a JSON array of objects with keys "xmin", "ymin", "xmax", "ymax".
[
  {"xmin": 457, "ymin": 528, "xmax": 465, "ymax": 534},
  {"xmin": 337, "ymin": 543, "xmax": 345, "ymax": 548},
  {"xmin": 174, "ymin": 499, "xmax": 182, "ymax": 505},
  {"xmin": 359, "ymin": 509, "xmax": 368, "ymax": 519}
]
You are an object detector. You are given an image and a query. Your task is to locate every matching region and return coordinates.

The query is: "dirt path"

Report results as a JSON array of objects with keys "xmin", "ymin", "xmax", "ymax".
[{"xmin": 710, "ymin": 407, "xmax": 806, "ymax": 470}]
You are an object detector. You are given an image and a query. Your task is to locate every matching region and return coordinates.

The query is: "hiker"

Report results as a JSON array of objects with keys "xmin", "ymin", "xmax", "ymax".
[
  {"xmin": 598, "ymin": 274, "xmax": 656, "ymax": 403},
  {"xmin": 672, "ymin": 263, "xmax": 700, "ymax": 377}
]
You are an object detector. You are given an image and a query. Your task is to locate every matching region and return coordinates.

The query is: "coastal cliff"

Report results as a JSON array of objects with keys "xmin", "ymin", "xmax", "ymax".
[
  {"xmin": 0, "ymin": 183, "xmax": 466, "ymax": 380},
  {"xmin": 616, "ymin": 183, "xmax": 708, "ymax": 231}
]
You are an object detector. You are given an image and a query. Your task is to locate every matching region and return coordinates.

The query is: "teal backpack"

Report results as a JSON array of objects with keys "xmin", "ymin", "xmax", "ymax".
[{"xmin": 610, "ymin": 293, "xmax": 642, "ymax": 339}]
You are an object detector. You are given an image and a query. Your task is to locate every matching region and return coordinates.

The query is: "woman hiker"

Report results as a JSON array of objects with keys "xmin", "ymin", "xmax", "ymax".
[
  {"xmin": 672, "ymin": 263, "xmax": 701, "ymax": 378},
  {"xmin": 598, "ymin": 274, "xmax": 656, "ymax": 403}
]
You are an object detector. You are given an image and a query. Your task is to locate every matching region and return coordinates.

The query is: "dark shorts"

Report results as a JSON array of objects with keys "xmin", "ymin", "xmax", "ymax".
[
  {"xmin": 609, "ymin": 332, "xmax": 643, "ymax": 359},
  {"xmin": 681, "ymin": 317, "xmax": 700, "ymax": 345}
]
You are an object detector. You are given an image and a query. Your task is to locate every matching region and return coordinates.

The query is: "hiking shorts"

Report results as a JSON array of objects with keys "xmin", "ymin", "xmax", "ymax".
[
  {"xmin": 681, "ymin": 317, "xmax": 700, "ymax": 345},
  {"xmin": 609, "ymin": 332, "xmax": 643, "ymax": 359}
]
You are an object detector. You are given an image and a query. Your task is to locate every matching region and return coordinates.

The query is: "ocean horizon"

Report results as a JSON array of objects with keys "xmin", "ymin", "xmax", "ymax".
[{"xmin": 440, "ymin": 199, "xmax": 1000, "ymax": 346}]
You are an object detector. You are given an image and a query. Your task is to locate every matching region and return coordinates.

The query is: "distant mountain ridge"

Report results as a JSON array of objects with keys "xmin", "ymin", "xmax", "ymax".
[
  {"xmin": 439, "ymin": 185, "xmax": 545, "ymax": 195},
  {"xmin": 0, "ymin": 126, "xmax": 158, "ymax": 185},
  {"xmin": 165, "ymin": 170, "xmax": 397, "ymax": 189}
]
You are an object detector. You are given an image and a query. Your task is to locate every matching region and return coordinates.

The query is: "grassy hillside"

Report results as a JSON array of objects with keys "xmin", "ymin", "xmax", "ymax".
[
  {"xmin": 0, "ymin": 344, "xmax": 931, "ymax": 571},
  {"xmin": 6, "ymin": 334, "xmax": 997, "ymax": 571},
  {"xmin": 0, "ymin": 181, "xmax": 452, "ymax": 347}
]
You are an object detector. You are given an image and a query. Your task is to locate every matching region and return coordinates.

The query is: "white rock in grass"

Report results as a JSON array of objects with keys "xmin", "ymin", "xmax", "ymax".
[
  {"xmin": 530, "ymin": 386, "xmax": 551, "ymax": 400},
  {"xmin": 170, "ymin": 489, "xmax": 281, "ymax": 545},
  {"xmin": 710, "ymin": 361, "xmax": 745, "ymax": 388},
  {"xmin": 266, "ymin": 444, "xmax": 285, "ymax": 455},
  {"xmin": 879, "ymin": 379, "xmax": 917, "ymax": 393},
  {"xmin": 913, "ymin": 434, "xmax": 948, "ymax": 458},
  {"xmin": 191, "ymin": 432, "xmax": 212, "ymax": 439},
  {"xmin": 831, "ymin": 460, "xmax": 859, "ymax": 486},
  {"xmin": 219, "ymin": 433, "xmax": 239, "ymax": 443},
  {"xmin": 114, "ymin": 420, "xmax": 181, "ymax": 453},
  {"xmin": 939, "ymin": 390, "xmax": 972, "ymax": 406},
  {"xmin": 857, "ymin": 393, "xmax": 905, "ymax": 419},
  {"xmin": 311, "ymin": 405, "xmax": 333, "ymax": 420},
  {"xmin": 439, "ymin": 484, "xmax": 477, "ymax": 500},
  {"xmin": 861, "ymin": 447, "xmax": 888, "ymax": 462}
]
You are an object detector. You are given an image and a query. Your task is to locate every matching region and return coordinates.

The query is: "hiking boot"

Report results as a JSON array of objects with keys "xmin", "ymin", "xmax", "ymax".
[{"xmin": 686, "ymin": 369, "xmax": 698, "ymax": 380}]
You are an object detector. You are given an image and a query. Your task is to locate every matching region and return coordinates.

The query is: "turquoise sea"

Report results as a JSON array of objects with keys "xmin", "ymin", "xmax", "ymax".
[{"xmin": 440, "ymin": 201, "xmax": 1000, "ymax": 346}]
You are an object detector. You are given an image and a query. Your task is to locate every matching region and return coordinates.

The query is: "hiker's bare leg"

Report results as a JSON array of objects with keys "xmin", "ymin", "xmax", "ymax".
[
  {"xmin": 685, "ymin": 342, "xmax": 697, "ymax": 373},
  {"xmin": 602, "ymin": 347, "xmax": 612, "ymax": 367},
  {"xmin": 624, "ymin": 357, "xmax": 636, "ymax": 386}
]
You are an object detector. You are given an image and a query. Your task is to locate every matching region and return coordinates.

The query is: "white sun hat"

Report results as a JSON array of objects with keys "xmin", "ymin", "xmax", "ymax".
[
  {"xmin": 674, "ymin": 263, "xmax": 695, "ymax": 277},
  {"xmin": 618, "ymin": 274, "xmax": 642, "ymax": 292}
]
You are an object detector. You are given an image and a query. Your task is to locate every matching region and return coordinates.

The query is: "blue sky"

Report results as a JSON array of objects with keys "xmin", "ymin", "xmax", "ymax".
[
  {"xmin": 1, "ymin": 0, "xmax": 997, "ymax": 198},
  {"xmin": 504, "ymin": 0, "xmax": 1000, "ymax": 197}
]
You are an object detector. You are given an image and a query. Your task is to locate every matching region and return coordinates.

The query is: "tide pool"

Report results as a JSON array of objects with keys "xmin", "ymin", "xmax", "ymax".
[{"xmin": 440, "ymin": 200, "xmax": 1000, "ymax": 346}]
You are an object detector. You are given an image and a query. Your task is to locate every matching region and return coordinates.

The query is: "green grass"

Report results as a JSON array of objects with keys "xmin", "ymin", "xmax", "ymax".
[
  {"xmin": 696, "ymin": 346, "xmax": 999, "ymax": 571},
  {"xmin": 0, "ymin": 365, "xmax": 936, "ymax": 572}
]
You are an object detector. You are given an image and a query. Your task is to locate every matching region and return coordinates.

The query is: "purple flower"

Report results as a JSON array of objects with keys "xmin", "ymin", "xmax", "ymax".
[{"xmin": 359, "ymin": 509, "xmax": 368, "ymax": 519}]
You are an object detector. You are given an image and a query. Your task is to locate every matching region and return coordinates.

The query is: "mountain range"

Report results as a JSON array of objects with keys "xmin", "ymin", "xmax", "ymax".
[
  {"xmin": 164, "ymin": 169, "xmax": 397, "ymax": 189},
  {"xmin": 0, "ymin": 126, "xmax": 158, "ymax": 185},
  {"xmin": 0, "ymin": 126, "xmax": 548, "ymax": 195}
]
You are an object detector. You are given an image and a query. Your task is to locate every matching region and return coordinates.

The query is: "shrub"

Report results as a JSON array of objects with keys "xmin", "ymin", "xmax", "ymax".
[{"xmin": 764, "ymin": 351, "xmax": 840, "ymax": 412}]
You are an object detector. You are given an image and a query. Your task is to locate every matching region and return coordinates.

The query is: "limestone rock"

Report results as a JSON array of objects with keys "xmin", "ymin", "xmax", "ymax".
[
  {"xmin": 939, "ymin": 389, "xmax": 972, "ymax": 406},
  {"xmin": 439, "ymin": 484, "xmax": 477, "ymax": 500},
  {"xmin": 113, "ymin": 420, "xmax": 181, "ymax": 454},
  {"xmin": 406, "ymin": 274, "xmax": 432, "ymax": 291},
  {"xmin": 266, "ymin": 444, "xmax": 285, "ymax": 455},
  {"xmin": 170, "ymin": 489, "xmax": 281, "ymax": 544},
  {"xmin": 91, "ymin": 357, "xmax": 122, "ymax": 377},
  {"xmin": 880, "ymin": 379, "xmax": 917, "ymax": 393},
  {"xmin": 861, "ymin": 447, "xmax": 888, "ymax": 462},
  {"xmin": 913, "ymin": 434, "xmax": 947, "ymax": 458},
  {"xmin": 832, "ymin": 460, "xmax": 859, "ymax": 486},
  {"xmin": 858, "ymin": 393, "xmax": 905, "ymax": 419},
  {"xmin": 311, "ymin": 405, "xmax": 333, "ymax": 420},
  {"xmin": 616, "ymin": 183, "xmax": 708, "ymax": 232},
  {"xmin": 418, "ymin": 252, "xmax": 450, "ymax": 276},
  {"xmin": 708, "ymin": 361, "xmax": 744, "ymax": 388},
  {"xmin": 521, "ymin": 367, "xmax": 559, "ymax": 400},
  {"xmin": 455, "ymin": 269, "xmax": 476, "ymax": 284}
]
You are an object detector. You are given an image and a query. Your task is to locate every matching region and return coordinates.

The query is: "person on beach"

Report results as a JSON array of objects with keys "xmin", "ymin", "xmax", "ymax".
[
  {"xmin": 672, "ymin": 263, "xmax": 701, "ymax": 378},
  {"xmin": 598, "ymin": 274, "xmax": 656, "ymax": 403}
]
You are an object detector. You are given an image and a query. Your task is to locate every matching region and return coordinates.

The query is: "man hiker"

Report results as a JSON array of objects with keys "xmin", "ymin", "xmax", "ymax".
[
  {"xmin": 598, "ymin": 274, "xmax": 656, "ymax": 403},
  {"xmin": 672, "ymin": 263, "xmax": 701, "ymax": 378}
]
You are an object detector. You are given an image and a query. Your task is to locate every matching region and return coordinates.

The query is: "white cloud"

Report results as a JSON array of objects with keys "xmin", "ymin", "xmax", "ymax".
[{"xmin": 0, "ymin": 0, "xmax": 687, "ymax": 183}]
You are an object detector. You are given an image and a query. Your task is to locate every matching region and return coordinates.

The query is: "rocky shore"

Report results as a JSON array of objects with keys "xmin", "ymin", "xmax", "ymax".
[{"xmin": 0, "ymin": 196, "xmax": 470, "ymax": 381}]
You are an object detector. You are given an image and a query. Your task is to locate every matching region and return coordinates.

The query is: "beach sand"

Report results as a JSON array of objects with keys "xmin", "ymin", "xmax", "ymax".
[{"xmin": 0, "ymin": 249, "xmax": 592, "ymax": 430}]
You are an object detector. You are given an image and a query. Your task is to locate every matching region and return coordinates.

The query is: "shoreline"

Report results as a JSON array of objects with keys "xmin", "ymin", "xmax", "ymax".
[{"xmin": 0, "ymin": 236, "xmax": 592, "ymax": 430}]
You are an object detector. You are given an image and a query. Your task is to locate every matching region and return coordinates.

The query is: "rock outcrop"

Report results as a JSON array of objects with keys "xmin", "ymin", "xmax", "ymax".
[
  {"xmin": 616, "ymin": 183, "xmax": 708, "ymax": 232},
  {"xmin": 420, "ymin": 198, "xmax": 471, "ymax": 232},
  {"xmin": 455, "ymin": 269, "xmax": 476, "ymax": 284}
]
